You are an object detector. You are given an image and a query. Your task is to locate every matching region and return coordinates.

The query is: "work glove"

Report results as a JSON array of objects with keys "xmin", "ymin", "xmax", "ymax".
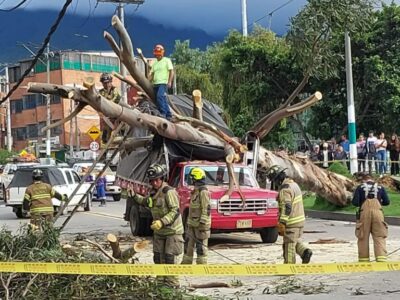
[
  {"xmin": 277, "ymin": 223, "xmax": 286, "ymax": 236},
  {"xmin": 150, "ymin": 220, "xmax": 163, "ymax": 231},
  {"xmin": 62, "ymin": 194, "xmax": 68, "ymax": 202}
]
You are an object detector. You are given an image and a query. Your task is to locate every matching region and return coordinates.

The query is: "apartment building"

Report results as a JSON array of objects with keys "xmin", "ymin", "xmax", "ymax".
[{"xmin": 6, "ymin": 51, "xmax": 123, "ymax": 156}]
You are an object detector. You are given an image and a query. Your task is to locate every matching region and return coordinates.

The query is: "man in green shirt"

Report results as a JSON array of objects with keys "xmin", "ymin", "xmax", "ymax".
[{"xmin": 149, "ymin": 44, "xmax": 174, "ymax": 120}]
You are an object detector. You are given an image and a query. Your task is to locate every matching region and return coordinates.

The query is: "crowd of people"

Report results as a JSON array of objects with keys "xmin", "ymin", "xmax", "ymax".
[{"xmin": 303, "ymin": 131, "xmax": 400, "ymax": 176}]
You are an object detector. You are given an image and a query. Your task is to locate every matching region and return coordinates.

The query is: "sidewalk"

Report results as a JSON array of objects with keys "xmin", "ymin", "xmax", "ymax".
[{"xmin": 306, "ymin": 210, "xmax": 400, "ymax": 226}]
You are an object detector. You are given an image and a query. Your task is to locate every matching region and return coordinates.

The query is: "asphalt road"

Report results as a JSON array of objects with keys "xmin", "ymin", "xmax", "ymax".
[{"xmin": 2, "ymin": 198, "xmax": 400, "ymax": 299}]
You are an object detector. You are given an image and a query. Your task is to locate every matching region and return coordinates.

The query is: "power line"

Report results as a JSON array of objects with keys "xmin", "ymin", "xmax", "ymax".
[
  {"xmin": 248, "ymin": 0, "xmax": 294, "ymax": 30},
  {"xmin": 0, "ymin": 0, "xmax": 73, "ymax": 105},
  {"xmin": 0, "ymin": 0, "xmax": 28, "ymax": 12}
]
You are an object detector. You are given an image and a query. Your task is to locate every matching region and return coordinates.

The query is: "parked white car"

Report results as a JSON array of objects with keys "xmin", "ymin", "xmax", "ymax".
[
  {"xmin": 72, "ymin": 162, "xmax": 121, "ymax": 201},
  {"xmin": 5, "ymin": 166, "xmax": 93, "ymax": 218},
  {"xmin": 0, "ymin": 162, "xmax": 40, "ymax": 200}
]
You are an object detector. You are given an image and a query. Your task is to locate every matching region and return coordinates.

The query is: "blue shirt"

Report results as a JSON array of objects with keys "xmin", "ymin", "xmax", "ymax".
[
  {"xmin": 340, "ymin": 139, "xmax": 350, "ymax": 152},
  {"xmin": 352, "ymin": 181, "xmax": 390, "ymax": 207}
]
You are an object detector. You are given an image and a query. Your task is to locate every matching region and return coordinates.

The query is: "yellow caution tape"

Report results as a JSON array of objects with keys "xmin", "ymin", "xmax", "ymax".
[{"xmin": 1, "ymin": 261, "xmax": 400, "ymax": 276}]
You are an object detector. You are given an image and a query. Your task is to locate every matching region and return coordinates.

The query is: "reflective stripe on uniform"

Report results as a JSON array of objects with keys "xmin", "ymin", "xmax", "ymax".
[
  {"xmin": 31, "ymin": 194, "xmax": 52, "ymax": 200},
  {"xmin": 31, "ymin": 207, "xmax": 54, "ymax": 213},
  {"xmin": 286, "ymin": 215, "xmax": 306, "ymax": 226},
  {"xmin": 376, "ymin": 256, "xmax": 387, "ymax": 262}
]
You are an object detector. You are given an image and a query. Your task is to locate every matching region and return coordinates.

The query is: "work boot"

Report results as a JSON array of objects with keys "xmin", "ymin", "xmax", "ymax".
[
  {"xmin": 301, "ymin": 249, "xmax": 313, "ymax": 264},
  {"xmin": 99, "ymin": 199, "xmax": 106, "ymax": 207}
]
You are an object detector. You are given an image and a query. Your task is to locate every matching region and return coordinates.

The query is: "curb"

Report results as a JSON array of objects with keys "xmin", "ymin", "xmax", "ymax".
[{"xmin": 305, "ymin": 210, "xmax": 400, "ymax": 226}]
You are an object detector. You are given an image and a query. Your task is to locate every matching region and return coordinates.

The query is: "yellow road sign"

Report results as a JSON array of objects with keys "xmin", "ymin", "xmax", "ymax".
[{"xmin": 86, "ymin": 125, "xmax": 101, "ymax": 141}]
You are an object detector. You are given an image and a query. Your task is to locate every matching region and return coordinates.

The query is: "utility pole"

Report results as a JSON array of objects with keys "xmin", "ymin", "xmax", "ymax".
[
  {"xmin": 98, "ymin": 0, "xmax": 145, "ymax": 103},
  {"xmin": 241, "ymin": 0, "xmax": 248, "ymax": 36},
  {"xmin": 46, "ymin": 42, "xmax": 51, "ymax": 157},
  {"xmin": 5, "ymin": 67, "xmax": 11, "ymax": 152},
  {"xmin": 345, "ymin": 31, "xmax": 357, "ymax": 174}
]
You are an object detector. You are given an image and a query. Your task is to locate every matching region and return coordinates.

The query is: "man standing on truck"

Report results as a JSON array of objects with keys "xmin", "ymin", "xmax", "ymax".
[
  {"xmin": 99, "ymin": 72, "xmax": 121, "ymax": 144},
  {"xmin": 22, "ymin": 169, "xmax": 67, "ymax": 227},
  {"xmin": 131, "ymin": 163, "xmax": 184, "ymax": 288},
  {"xmin": 182, "ymin": 167, "xmax": 211, "ymax": 265},
  {"xmin": 267, "ymin": 165, "xmax": 312, "ymax": 264}
]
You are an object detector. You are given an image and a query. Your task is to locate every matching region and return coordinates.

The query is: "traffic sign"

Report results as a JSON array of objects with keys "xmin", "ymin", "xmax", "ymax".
[
  {"xmin": 89, "ymin": 141, "xmax": 100, "ymax": 152},
  {"xmin": 87, "ymin": 125, "xmax": 101, "ymax": 141}
]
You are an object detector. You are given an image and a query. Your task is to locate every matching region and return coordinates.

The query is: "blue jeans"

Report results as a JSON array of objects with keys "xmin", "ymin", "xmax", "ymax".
[
  {"xmin": 154, "ymin": 84, "xmax": 172, "ymax": 119},
  {"xmin": 377, "ymin": 150, "xmax": 387, "ymax": 174}
]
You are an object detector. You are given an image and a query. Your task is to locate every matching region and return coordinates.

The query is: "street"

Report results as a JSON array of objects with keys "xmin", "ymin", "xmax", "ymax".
[{"xmin": 1, "ymin": 198, "xmax": 400, "ymax": 299}]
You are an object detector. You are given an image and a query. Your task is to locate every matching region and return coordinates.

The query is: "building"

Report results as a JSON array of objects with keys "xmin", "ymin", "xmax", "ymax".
[{"xmin": 4, "ymin": 50, "xmax": 125, "ymax": 158}]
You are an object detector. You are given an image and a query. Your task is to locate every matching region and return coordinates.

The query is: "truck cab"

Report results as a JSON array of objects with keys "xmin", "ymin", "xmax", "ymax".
[
  {"xmin": 126, "ymin": 160, "xmax": 279, "ymax": 243},
  {"xmin": 170, "ymin": 161, "xmax": 279, "ymax": 243}
]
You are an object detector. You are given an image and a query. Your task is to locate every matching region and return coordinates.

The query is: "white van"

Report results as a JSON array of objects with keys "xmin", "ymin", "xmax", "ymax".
[{"xmin": 5, "ymin": 166, "xmax": 93, "ymax": 218}]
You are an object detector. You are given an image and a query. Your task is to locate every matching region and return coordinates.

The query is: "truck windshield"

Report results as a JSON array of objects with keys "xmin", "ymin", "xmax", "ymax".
[{"xmin": 184, "ymin": 165, "xmax": 258, "ymax": 187}]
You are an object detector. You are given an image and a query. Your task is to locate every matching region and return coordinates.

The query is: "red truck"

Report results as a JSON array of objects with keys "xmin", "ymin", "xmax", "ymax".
[{"xmin": 120, "ymin": 160, "xmax": 279, "ymax": 243}]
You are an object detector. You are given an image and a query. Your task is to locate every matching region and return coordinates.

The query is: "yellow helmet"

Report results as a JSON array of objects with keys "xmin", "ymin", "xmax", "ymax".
[{"xmin": 190, "ymin": 167, "xmax": 206, "ymax": 181}]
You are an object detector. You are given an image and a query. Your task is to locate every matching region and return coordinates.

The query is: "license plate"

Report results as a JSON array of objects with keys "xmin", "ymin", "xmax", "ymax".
[{"xmin": 236, "ymin": 219, "xmax": 252, "ymax": 229}]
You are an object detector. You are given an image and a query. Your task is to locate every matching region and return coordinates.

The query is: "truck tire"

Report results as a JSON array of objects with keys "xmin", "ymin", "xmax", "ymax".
[
  {"xmin": 84, "ymin": 193, "xmax": 92, "ymax": 212},
  {"xmin": 260, "ymin": 227, "xmax": 278, "ymax": 243},
  {"xmin": 129, "ymin": 205, "xmax": 140, "ymax": 236},
  {"xmin": 15, "ymin": 207, "xmax": 29, "ymax": 219},
  {"xmin": 113, "ymin": 194, "xmax": 121, "ymax": 202}
]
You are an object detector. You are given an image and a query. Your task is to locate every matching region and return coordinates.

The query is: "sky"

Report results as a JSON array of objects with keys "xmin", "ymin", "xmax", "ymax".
[{"xmin": 2, "ymin": 0, "xmax": 309, "ymax": 35}]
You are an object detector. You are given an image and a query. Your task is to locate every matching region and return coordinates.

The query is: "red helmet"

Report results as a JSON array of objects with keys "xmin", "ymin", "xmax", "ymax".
[{"xmin": 153, "ymin": 44, "xmax": 165, "ymax": 57}]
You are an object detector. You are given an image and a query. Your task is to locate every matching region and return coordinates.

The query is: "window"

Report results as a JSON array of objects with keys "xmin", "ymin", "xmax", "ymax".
[
  {"xmin": 19, "ymin": 61, "xmax": 34, "ymax": 77},
  {"xmin": 23, "ymin": 94, "xmax": 37, "ymax": 110},
  {"xmin": 27, "ymin": 124, "xmax": 38, "ymax": 138},
  {"xmin": 38, "ymin": 121, "xmax": 46, "ymax": 137},
  {"xmin": 169, "ymin": 167, "xmax": 181, "ymax": 187},
  {"xmin": 72, "ymin": 171, "xmax": 81, "ymax": 183},
  {"xmin": 65, "ymin": 171, "xmax": 73, "ymax": 184},
  {"xmin": 14, "ymin": 127, "xmax": 27, "ymax": 141},
  {"xmin": 11, "ymin": 99, "xmax": 23, "ymax": 114},
  {"xmin": 50, "ymin": 120, "xmax": 63, "ymax": 135},
  {"xmin": 37, "ymin": 95, "xmax": 46, "ymax": 106},
  {"xmin": 7, "ymin": 66, "xmax": 21, "ymax": 83},
  {"xmin": 50, "ymin": 95, "xmax": 61, "ymax": 104}
]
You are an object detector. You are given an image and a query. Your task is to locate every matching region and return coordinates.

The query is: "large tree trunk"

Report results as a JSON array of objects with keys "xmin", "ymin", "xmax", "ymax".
[{"xmin": 26, "ymin": 16, "xmax": 356, "ymax": 206}]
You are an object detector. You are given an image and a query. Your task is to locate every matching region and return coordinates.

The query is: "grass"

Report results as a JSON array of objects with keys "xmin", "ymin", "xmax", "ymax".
[{"xmin": 304, "ymin": 190, "xmax": 400, "ymax": 217}]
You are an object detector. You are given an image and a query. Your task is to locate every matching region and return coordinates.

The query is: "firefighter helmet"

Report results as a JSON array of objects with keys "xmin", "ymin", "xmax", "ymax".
[
  {"xmin": 100, "ymin": 72, "xmax": 112, "ymax": 83},
  {"xmin": 190, "ymin": 167, "xmax": 206, "ymax": 181},
  {"xmin": 153, "ymin": 44, "xmax": 165, "ymax": 57},
  {"xmin": 265, "ymin": 165, "xmax": 287, "ymax": 182},
  {"xmin": 147, "ymin": 164, "xmax": 167, "ymax": 180},
  {"xmin": 32, "ymin": 169, "xmax": 44, "ymax": 181}
]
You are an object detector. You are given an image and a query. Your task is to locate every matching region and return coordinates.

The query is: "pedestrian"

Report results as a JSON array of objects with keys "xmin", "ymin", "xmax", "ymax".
[
  {"xmin": 334, "ymin": 145, "xmax": 348, "ymax": 169},
  {"xmin": 22, "ymin": 169, "xmax": 66, "ymax": 227},
  {"xmin": 352, "ymin": 173, "xmax": 390, "ymax": 262},
  {"xmin": 365, "ymin": 131, "xmax": 378, "ymax": 174},
  {"xmin": 99, "ymin": 72, "xmax": 121, "ymax": 144},
  {"xmin": 149, "ymin": 44, "xmax": 174, "ymax": 120},
  {"xmin": 266, "ymin": 165, "xmax": 312, "ymax": 264},
  {"xmin": 182, "ymin": 167, "xmax": 211, "ymax": 265},
  {"xmin": 340, "ymin": 134, "xmax": 350, "ymax": 155},
  {"xmin": 356, "ymin": 134, "xmax": 367, "ymax": 172},
  {"xmin": 388, "ymin": 133, "xmax": 400, "ymax": 175},
  {"xmin": 375, "ymin": 132, "xmax": 387, "ymax": 175},
  {"xmin": 318, "ymin": 142, "xmax": 333, "ymax": 169},
  {"xmin": 95, "ymin": 172, "xmax": 107, "ymax": 207},
  {"xmin": 131, "ymin": 163, "xmax": 183, "ymax": 288}
]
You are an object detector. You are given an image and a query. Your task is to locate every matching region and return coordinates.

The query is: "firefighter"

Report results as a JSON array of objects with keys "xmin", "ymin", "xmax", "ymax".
[
  {"xmin": 99, "ymin": 72, "xmax": 121, "ymax": 144},
  {"xmin": 131, "ymin": 163, "xmax": 184, "ymax": 288},
  {"xmin": 352, "ymin": 173, "xmax": 390, "ymax": 262},
  {"xmin": 22, "ymin": 169, "xmax": 67, "ymax": 227},
  {"xmin": 267, "ymin": 165, "xmax": 312, "ymax": 264},
  {"xmin": 182, "ymin": 167, "xmax": 211, "ymax": 265}
]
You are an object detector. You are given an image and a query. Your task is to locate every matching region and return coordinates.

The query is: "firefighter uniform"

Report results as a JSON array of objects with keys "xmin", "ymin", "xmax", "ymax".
[
  {"xmin": 99, "ymin": 86, "xmax": 121, "ymax": 144},
  {"xmin": 278, "ymin": 178, "xmax": 312, "ymax": 264},
  {"xmin": 133, "ymin": 182, "xmax": 184, "ymax": 287},
  {"xmin": 23, "ymin": 181, "xmax": 65, "ymax": 226},
  {"xmin": 182, "ymin": 185, "xmax": 211, "ymax": 264},
  {"xmin": 352, "ymin": 179, "xmax": 390, "ymax": 262}
]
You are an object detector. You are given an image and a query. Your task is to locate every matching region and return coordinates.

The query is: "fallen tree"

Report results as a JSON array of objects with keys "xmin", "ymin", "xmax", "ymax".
[{"xmin": 27, "ymin": 15, "xmax": 355, "ymax": 206}]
